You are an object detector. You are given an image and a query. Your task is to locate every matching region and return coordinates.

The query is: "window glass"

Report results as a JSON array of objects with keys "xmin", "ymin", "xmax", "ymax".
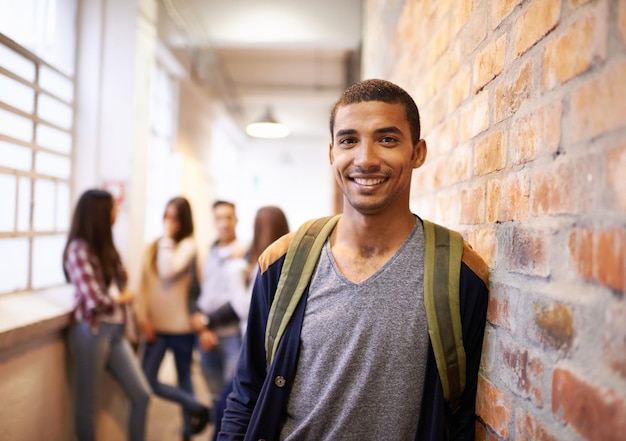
[
  {"xmin": 40, "ymin": 64, "xmax": 74, "ymax": 102},
  {"xmin": 55, "ymin": 181, "xmax": 69, "ymax": 231},
  {"xmin": 35, "ymin": 151, "xmax": 71, "ymax": 179},
  {"xmin": 0, "ymin": 237, "xmax": 29, "ymax": 292},
  {"xmin": 32, "ymin": 234, "xmax": 66, "ymax": 288},
  {"xmin": 0, "ymin": 0, "xmax": 77, "ymax": 75},
  {"xmin": 17, "ymin": 177, "xmax": 32, "ymax": 231},
  {"xmin": 0, "ymin": 141, "xmax": 32, "ymax": 171},
  {"xmin": 36, "ymin": 124, "xmax": 72, "ymax": 153},
  {"xmin": 33, "ymin": 178, "xmax": 56, "ymax": 231},
  {"xmin": 0, "ymin": 108, "xmax": 34, "ymax": 142},
  {"xmin": 0, "ymin": 73, "xmax": 35, "ymax": 113},
  {"xmin": 0, "ymin": 173, "xmax": 17, "ymax": 231},
  {"xmin": 0, "ymin": 44, "xmax": 36, "ymax": 82},
  {"xmin": 38, "ymin": 94, "xmax": 73, "ymax": 130}
]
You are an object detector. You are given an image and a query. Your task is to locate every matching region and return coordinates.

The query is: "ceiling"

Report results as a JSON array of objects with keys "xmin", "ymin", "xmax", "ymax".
[{"xmin": 158, "ymin": 0, "xmax": 364, "ymax": 139}]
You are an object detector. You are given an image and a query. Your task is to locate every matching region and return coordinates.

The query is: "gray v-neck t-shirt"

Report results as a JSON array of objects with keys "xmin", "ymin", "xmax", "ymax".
[{"xmin": 280, "ymin": 219, "xmax": 428, "ymax": 441}]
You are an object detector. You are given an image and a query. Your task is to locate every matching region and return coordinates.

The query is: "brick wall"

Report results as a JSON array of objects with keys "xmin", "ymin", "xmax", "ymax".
[{"xmin": 363, "ymin": 0, "xmax": 626, "ymax": 439}]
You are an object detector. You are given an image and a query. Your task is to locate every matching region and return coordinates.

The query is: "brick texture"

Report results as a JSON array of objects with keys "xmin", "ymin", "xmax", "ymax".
[
  {"xmin": 552, "ymin": 367, "xmax": 626, "ymax": 441},
  {"xmin": 570, "ymin": 62, "xmax": 626, "ymax": 144},
  {"xmin": 608, "ymin": 144, "xmax": 626, "ymax": 211},
  {"xmin": 513, "ymin": 0, "xmax": 561, "ymax": 57},
  {"xmin": 515, "ymin": 408, "xmax": 558, "ymax": 441},
  {"xmin": 495, "ymin": 60, "xmax": 532, "ymax": 122},
  {"xmin": 476, "ymin": 376, "xmax": 512, "ymax": 439},
  {"xmin": 605, "ymin": 304, "xmax": 626, "ymax": 379}
]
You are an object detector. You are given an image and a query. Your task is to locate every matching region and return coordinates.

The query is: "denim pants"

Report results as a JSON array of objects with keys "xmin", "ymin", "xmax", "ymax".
[
  {"xmin": 68, "ymin": 321, "xmax": 151, "ymax": 441},
  {"xmin": 141, "ymin": 332, "xmax": 205, "ymax": 436},
  {"xmin": 199, "ymin": 334, "xmax": 241, "ymax": 408}
]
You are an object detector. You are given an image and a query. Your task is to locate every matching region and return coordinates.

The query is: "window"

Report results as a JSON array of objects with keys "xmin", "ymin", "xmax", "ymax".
[{"xmin": 0, "ymin": 0, "xmax": 76, "ymax": 295}]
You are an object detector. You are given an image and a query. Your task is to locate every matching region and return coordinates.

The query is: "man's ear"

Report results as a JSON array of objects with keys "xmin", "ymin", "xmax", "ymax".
[{"xmin": 412, "ymin": 139, "xmax": 427, "ymax": 169}]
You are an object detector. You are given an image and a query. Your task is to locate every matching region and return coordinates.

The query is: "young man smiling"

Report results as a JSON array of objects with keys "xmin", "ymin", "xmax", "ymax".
[{"xmin": 218, "ymin": 79, "xmax": 489, "ymax": 441}]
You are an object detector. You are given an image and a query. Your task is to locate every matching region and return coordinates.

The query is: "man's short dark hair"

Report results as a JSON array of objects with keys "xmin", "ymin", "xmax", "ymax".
[
  {"xmin": 213, "ymin": 200, "xmax": 236, "ymax": 211},
  {"xmin": 329, "ymin": 79, "xmax": 421, "ymax": 145}
]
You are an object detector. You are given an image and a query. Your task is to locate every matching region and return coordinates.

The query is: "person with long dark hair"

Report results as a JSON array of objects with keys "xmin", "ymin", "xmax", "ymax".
[
  {"xmin": 63, "ymin": 189, "xmax": 151, "ymax": 441},
  {"xmin": 135, "ymin": 196, "xmax": 210, "ymax": 441}
]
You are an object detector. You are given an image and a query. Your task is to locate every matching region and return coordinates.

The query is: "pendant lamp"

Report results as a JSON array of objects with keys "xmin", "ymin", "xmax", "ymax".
[{"xmin": 245, "ymin": 107, "xmax": 290, "ymax": 138}]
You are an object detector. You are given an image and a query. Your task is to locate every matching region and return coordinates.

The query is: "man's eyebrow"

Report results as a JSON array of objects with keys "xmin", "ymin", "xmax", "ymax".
[
  {"xmin": 335, "ymin": 129, "xmax": 358, "ymax": 138},
  {"xmin": 374, "ymin": 126, "xmax": 403, "ymax": 135}
]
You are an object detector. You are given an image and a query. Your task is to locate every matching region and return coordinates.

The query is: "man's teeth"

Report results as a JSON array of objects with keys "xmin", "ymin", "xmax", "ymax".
[{"xmin": 354, "ymin": 178, "xmax": 384, "ymax": 185}]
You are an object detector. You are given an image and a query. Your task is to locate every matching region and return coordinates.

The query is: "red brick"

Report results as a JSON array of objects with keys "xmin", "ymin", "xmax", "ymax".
[
  {"xmin": 552, "ymin": 367, "xmax": 626, "ymax": 441},
  {"xmin": 492, "ymin": 0, "xmax": 522, "ymax": 28},
  {"xmin": 452, "ymin": 0, "xmax": 474, "ymax": 35},
  {"xmin": 469, "ymin": 227, "xmax": 497, "ymax": 267},
  {"xmin": 476, "ymin": 376, "xmax": 512, "ymax": 438},
  {"xmin": 475, "ymin": 131, "xmax": 505, "ymax": 176},
  {"xmin": 461, "ymin": 8, "xmax": 486, "ymax": 56},
  {"xmin": 487, "ymin": 179, "xmax": 501, "ymax": 223},
  {"xmin": 531, "ymin": 161, "xmax": 580, "ymax": 216},
  {"xmin": 605, "ymin": 304, "xmax": 626, "ymax": 379},
  {"xmin": 474, "ymin": 35, "xmax": 506, "ymax": 92},
  {"xmin": 543, "ymin": 12, "xmax": 604, "ymax": 89},
  {"xmin": 461, "ymin": 91, "xmax": 489, "ymax": 142},
  {"xmin": 449, "ymin": 144, "xmax": 473, "ymax": 183},
  {"xmin": 499, "ymin": 172, "xmax": 530, "ymax": 222},
  {"xmin": 570, "ymin": 62, "xmax": 626, "ymax": 143},
  {"xmin": 475, "ymin": 422, "xmax": 500, "ymax": 441},
  {"xmin": 533, "ymin": 302, "xmax": 573, "ymax": 349},
  {"xmin": 595, "ymin": 228, "xmax": 626, "ymax": 292},
  {"xmin": 449, "ymin": 66, "xmax": 471, "ymax": 112},
  {"xmin": 608, "ymin": 144, "xmax": 626, "ymax": 211},
  {"xmin": 510, "ymin": 226, "xmax": 548, "ymax": 276},
  {"xmin": 510, "ymin": 103, "xmax": 562, "ymax": 165},
  {"xmin": 501, "ymin": 340, "xmax": 545, "ymax": 407},
  {"xmin": 495, "ymin": 60, "xmax": 532, "ymax": 122},
  {"xmin": 461, "ymin": 184, "xmax": 486, "ymax": 224},
  {"xmin": 429, "ymin": 117, "xmax": 459, "ymax": 154},
  {"xmin": 513, "ymin": 0, "xmax": 561, "ymax": 57},
  {"xmin": 570, "ymin": 0, "xmax": 591, "ymax": 7},
  {"xmin": 429, "ymin": 19, "xmax": 450, "ymax": 64},
  {"xmin": 486, "ymin": 284, "xmax": 515, "ymax": 332},
  {"xmin": 568, "ymin": 226, "xmax": 593, "ymax": 281},
  {"xmin": 515, "ymin": 408, "xmax": 558, "ymax": 441}
]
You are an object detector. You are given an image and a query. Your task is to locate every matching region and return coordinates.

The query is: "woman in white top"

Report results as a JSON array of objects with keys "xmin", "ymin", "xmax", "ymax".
[{"xmin": 136, "ymin": 197, "xmax": 209, "ymax": 440}]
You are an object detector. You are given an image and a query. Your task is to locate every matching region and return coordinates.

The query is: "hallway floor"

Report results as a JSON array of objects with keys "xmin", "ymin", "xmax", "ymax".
[{"xmin": 146, "ymin": 351, "xmax": 215, "ymax": 441}]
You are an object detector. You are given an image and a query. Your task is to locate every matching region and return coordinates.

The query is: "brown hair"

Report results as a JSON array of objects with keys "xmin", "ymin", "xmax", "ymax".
[
  {"xmin": 247, "ymin": 206, "xmax": 290, "ymax": 268},
  {"xmin": 62, "ymin": 189, "xmax": 120, "ymax": 286},
  {"xmin": 165, "ymin": 196, "xmax": 194, "ymax": 243}
]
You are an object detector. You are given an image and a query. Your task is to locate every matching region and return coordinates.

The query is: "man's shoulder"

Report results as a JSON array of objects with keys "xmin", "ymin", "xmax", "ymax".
[
  {"xmin": 461, "ymin": 241, "xmax": 489, "ymax": 287},
  {"xmin": 258, "ymin": 232, "xmax": 296, "ymax": 273}
]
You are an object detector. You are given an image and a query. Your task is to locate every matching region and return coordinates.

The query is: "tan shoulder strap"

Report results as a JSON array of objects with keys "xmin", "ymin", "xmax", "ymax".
[
  {"xmin": 265, "ymin": 215, "xmax": 341, "ymax": 368},
  {"xmin": 423, "ymin": 219, "xmax": 466, "ymax": 412}
]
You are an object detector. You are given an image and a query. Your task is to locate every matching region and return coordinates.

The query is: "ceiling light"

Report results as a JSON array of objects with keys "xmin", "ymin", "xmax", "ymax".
[{"xmin": 245, "ymin": 107, "xmax": 290, "ymax": 138}]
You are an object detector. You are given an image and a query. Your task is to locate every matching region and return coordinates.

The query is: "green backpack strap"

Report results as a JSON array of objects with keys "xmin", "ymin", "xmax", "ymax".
[
  {"xmin": 423, "ymin": 219, "xmax": 466, "ymax": 413},
  {"xmin": 265, "ymin": 214, "xmax": 341, "ymax": 368}
]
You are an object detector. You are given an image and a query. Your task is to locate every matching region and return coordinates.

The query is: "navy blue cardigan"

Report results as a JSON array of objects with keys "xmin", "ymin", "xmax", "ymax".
[{"xmin": 219, "ymin": 224, "xmax": 489, "ymax": 441}]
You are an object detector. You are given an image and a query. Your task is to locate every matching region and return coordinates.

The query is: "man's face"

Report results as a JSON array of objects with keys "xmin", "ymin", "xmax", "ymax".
[
  {"xmin": 329, "ymin": 101, "xmax": 426, "ymax": 216},
  {"xmin": 213, "ymin": 204, "xmax": 237, "ymax": 243}
]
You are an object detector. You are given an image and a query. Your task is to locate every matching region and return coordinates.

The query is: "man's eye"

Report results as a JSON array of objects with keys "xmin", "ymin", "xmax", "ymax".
[
  {"xmin": 339, "ymin": 138, "xmax": 357, "ymax": 146},
  {"xmin": 380, "ymin": 137, "xmax": 398, "ymax": 144}
]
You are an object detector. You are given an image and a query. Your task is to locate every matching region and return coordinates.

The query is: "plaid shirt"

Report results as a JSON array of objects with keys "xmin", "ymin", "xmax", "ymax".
[{"xmin": 65, "ymin": 238, "xmax": 127, "ymax": 328}]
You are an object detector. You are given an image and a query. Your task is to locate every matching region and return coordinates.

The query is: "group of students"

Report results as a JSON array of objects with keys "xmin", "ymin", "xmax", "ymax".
[
  {"xmin": 63, "ymin": 79, "xmax": 489, "ymax": 441},
  {"xmin": 63, "ymin": 191, "xmax": 289, "ymax": 441}
]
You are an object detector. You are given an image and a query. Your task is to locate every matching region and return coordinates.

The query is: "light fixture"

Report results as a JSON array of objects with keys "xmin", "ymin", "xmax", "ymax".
[{"xmin": 245, "ymin": 107, "xmax": 290, "ymax": 138}]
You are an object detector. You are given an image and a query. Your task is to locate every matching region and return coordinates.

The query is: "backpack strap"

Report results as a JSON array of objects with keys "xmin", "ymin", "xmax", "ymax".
[
  {"xmin": 423, "ymin": 219, "xmax": 466, "ymax": 413},
  {"xmin": 265, "ymin": 214, "xmax": 341, "ymax": 368}
]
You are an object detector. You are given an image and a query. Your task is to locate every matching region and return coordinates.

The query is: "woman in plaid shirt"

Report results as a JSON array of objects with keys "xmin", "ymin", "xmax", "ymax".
[{"xmin": 63, "ymin": 189, "xmax": 151, "ymax": 441}]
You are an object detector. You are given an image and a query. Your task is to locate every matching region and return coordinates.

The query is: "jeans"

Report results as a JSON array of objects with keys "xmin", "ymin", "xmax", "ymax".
[
  {"xmin": 141, "ymin": 332, "xmax": 205, "ymax": 436},
  {"xmin": 199, "ymin": 334, "xmax": 241, "ymax": 409},
  {"xmin": 68, "ymin": 321, "xmax": 151, "ymax": 441}
]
